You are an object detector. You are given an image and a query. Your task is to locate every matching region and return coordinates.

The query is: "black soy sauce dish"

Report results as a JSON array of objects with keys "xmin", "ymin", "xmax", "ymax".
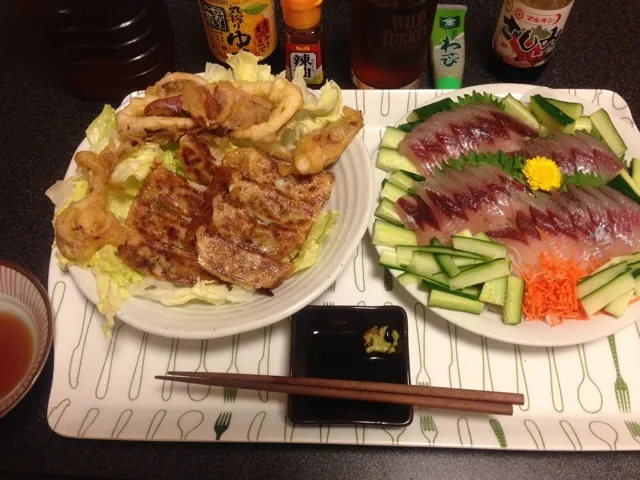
[{"xmin": 288, "ymin": 305, "xmax": 412, "ymax": 426}]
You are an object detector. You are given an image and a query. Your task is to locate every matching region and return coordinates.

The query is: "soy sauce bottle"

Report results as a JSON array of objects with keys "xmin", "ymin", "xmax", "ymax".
[{"xmin": 488, "ymin": 0, "xmax": 575, "ymax": 82}]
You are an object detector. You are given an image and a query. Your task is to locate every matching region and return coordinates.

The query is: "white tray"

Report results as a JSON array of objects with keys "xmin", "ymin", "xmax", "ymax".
[{"xmin": 47, "ymin": 88, "xmax": 640, "ymax": 450}]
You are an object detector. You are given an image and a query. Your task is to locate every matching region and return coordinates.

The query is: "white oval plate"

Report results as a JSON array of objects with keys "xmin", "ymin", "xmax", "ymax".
[
  {"xmin": 62, "ymin": 96, "xmax": 375, "ymax": 339},
  {"xmin": 371, "ymin": 84, "xmax": 640, "ymax": 347}
]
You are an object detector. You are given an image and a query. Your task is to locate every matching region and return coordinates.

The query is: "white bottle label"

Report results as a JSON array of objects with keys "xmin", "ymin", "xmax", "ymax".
[{"xmin": 493, "ymin": 0, "xmax": 574, "ymax": 68}]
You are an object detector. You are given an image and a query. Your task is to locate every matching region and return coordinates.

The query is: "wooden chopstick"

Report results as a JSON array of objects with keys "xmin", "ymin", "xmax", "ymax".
[{"xmin": 156, "ymin": 372, "xmax": 523, "ymax": 416}]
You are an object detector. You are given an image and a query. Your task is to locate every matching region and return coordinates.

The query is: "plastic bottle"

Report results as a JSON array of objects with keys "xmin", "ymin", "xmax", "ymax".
[{"xmin": 22, "ymin": 0, "xmax": 175, "ymax": 100}]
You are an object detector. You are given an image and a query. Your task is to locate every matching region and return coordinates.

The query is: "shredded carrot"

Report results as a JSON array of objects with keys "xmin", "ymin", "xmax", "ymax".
[{"xmin": 520, "ymin": 251, "xmax": 589, "ymax": 326}]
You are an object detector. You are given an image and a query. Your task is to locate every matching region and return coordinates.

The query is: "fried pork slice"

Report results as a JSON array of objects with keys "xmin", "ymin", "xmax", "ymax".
[
  {"xmin": 196, "ymin": 227, "xmax": 293, "ymax": 290},
  {"xmin": 118, "ymin": 236, "xmax": 215, "ymax": 287},
  {"xmin": 179, "ymin": 133, "xmax": 219, "ymax": 186},
  {"xmin": 126, "ymin": 164, "xmax": 206, "ymax": 250},
  {"xmin": 210, "ymin": 194, "xmax": 306, "ymax": 260},
  {"xmin": 222, "ymin": 148, "xmax": 335, "ymax": 205},
  {"xmin": 228, "ymin": 171, "xmax": 322, "ymax": 231},
  {"xmin": 292, "ymin": 106, "xmax": 364, "ymax": 174}
]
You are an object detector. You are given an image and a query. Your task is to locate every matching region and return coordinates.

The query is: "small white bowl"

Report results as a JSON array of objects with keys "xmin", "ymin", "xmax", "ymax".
[{"xmin": 0, "ymin": 261, "xmax": 53, "ymax": 418}]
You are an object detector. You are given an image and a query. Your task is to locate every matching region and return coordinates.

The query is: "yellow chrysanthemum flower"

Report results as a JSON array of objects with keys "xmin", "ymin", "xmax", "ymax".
[{"xmin": 523, "ymin": 156, "xmax": 562, "ymax": 191}]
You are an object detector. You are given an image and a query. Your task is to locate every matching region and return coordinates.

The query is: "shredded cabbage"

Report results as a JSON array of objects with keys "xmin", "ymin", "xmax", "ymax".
[
  {"xmin": 86, "ymin": 105, "xmax": 119, "ymax": 153},
  {"xmin": 293, "ymin": 210, "xmax": 339, "ymax": 273}
]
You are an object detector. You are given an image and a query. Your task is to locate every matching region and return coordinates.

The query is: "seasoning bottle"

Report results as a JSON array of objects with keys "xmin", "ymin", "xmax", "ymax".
[
  {"xmin": 197, "ymin": 0, "xmax": 278, "ymax": 62},
  {"xmin": 281, "ymin": 0, "xmax": 324, "ymax": 86},
  {"xmin": 489, "ymin": 0, "xmax": 575, "ymax": 82}
]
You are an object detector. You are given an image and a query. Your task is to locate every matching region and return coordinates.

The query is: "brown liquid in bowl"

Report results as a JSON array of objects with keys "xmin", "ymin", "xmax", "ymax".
[{"xmin": 0, "ymin": 311, "xmax": 34, "ymax": 399}]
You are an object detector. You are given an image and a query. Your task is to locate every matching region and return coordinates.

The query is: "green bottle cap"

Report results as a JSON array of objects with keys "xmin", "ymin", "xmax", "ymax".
[{"xmin": 436, "ymin": 76, "xmax": 461, "ymax": 90}]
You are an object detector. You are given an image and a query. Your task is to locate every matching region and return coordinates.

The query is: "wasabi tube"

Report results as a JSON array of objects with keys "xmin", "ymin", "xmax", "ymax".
[{"xmin": 431, "ymin": 5, "xmax": 467, "ymax": 89}]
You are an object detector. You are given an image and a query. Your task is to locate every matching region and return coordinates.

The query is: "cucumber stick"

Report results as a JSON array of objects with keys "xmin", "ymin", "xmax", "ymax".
[
  {"xmin": 577, "ymin": 262, "xmax": 628, "ymax": 298},
  {"xmin": 580, "ymin": 273, "xmax": 635, "ymax": 316},
  {"xmin": 530, "ymin": 95, "xmax": 576, "ymax": 134},
  {"xmin": 377, "ymin": 148, "xmax": 420, "ymax": 174},
  {"xmin": 388, "ymin": 171, "xmax": 418, "ymax": 191},
  {"xmin": 420, "ymin": 278, "xmax": 480, "ymax": 300},
  {"xmin": 381, "ymin": 180, "xmax": 408, "ymax": 203},
  {"xmin": 575, "ymin": 116, "xmax": 592, "ymax": 133},
  {"xmin": 428, "ymin": 289, "xmax": 484, "ymax": 315},
  {"xmin": 380, "ymin": 127, "xmax": 407, "ymax": 149},
  {"xmin": 407, "ymin": 252, "xmax": 441, "ymax": 277},
  {"xmin": 372, "ymin": 220, "xmax": 417, "ymax": 247},
  {"xmin": 378, "ymin": 248, "xmax": 404, "ymax": 271},
  {"xmin": 632, "ymin": 158, "xmax": 640, "ymax": 186},
  {"xmin": 479, "ymin": 275, "xmax": 508, "ymax": 306},
  {"xmin": 590, "ymin": 108, "xmax": 627, "ymax": 156},
  {"xmin": 430, "ymin": 238, "xmax": 460, "ymax": 278},
  {"xmin": 503, "ymin": 276, "xmax": 524, "ymax": 325},
  {"xmin": 448, "ymin": 259, "xmax": 511, "ymax": 291},
  {"xmin": 397, "ymin": 272, "xmax": 421, "ymax": 287},
  {"xmin": 407, "ymin": 98, "xmax": 455, "ymax": 122},
  {"xmin": 607, "ymin": 169, "xmax": 640, "ymax": 204},
  {"xmin": 451, "ymin": 236, "xmax": 507, "ymax": 260},
  {"xmin": 374, "ymin": 198, "xmax": 403, "ymax": 225},
  {"xmin": 547, "ymin": 98, "xmax": 584, "ymax": 120},
  {"xmin": 603, "ymin": 289, "xmax": 634, "ymax": 318},
  {"xmin": 501, "ymin": 94, "xmax": 540, "ymax": 131}
]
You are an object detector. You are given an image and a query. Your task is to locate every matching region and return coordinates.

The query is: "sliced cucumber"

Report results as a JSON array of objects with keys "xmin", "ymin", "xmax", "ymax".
[
  {"xmin": 416, "ymin": 246, "xmax": 482, "ymax": 260},
  {"xmin": 455, "ymin": 229, "xmax": 473, "ymax": 238},
  {"xmin": 632, "ymin": 158, "xmax": 640, "ymax": 186},
  {"xmin": 428, "ymin": 289, "xmax": 484, "ymax": 315},
  {"xmin": 397, "ymin": 120, "xmax": 422, "ymax": 133},
  {"xmin": 380, "ymin": 127, "xmax": 407, "ymax": 150},
  {"xmin": 381, "ymin": 180, "xmax": 409, "ymax": 203},
  {"xmin": 546, "ymin": 98, "xmax": 584, "ymax": 120},
  {"xmin": 580, "ymin": 273, "xmax": 635, "ymax": 316},
  {"xmin": 406, "ymin": 252, "xmax": 441, "ymax": 277},
  {"xmin": 396, "ymin": 245, "xmax": 419, "ymax": 266},
  {"xmin": 530, "ymin": 94, "xmax": 576, "ymax": 134},
  {"xmin": 503, "ymin": 276, "xmax": 524, "ymax": 325},
  {"xmin": 590, "ymin": 108, "xmax": 627, "ymax": 156},
  {"xmin": 479, "ymin": 275, "xmax": 508, "ymax": 306},
  {"xmin": 374, "ymin": 198, "xmax": 403, "ymax": 226},
  {"xmin": 388, "ymin": 171, "xmax": 418, "ymax": 191},
  {"xmin": 452, "ymin": 257, "xmax": 483, "ymax": 267},
  {"xmin": 448, "ymin": 259, "xmax": 511, "ymax": 291},
  {"xmin": 376, "ymin": 148, "xmax": 420, "ymax": 174},
  {"xmin": 577, "ymin": 262, "xmax": 628, "ymax": 298},
  {"xmin": 451, "ymin": 236, "xmax": 507, "ymax": 260},
  {"xmin": 397, "ymin": 272, "xmax": 421, "ymax": 287},
  {"xmin": 473, "ymin": 232, "xmax": 493, "ymax": 242},
  {"xmin": 603, "ymin": 289, "xmax": 634, "ymax": 318},
  {"xmin": 501, "ymin": 94, "xmax": 540, "ymax": 131},
  {"xmin": 379, "ymin": 248, "xmax": 404, "ymax": 271},
  {"xmin": 575, "ymin": 116, "xmax": 592, "ymax": 133},
  {"xmin": 407, "ymin": 98, "xmax": 455, "ymax": 122},
  {"xmin": 372, "ymin": 219, "xmax": 417, "ymax": 247},
  {"xmin": 420, "ymin": 278, "xmax": 480, "ymax": 300},
  {"xmin": 430, "ymin": 238, "xmax": 460, "ymax": 278},
  {"xmin": 607, "ymin": 169, "xmax": 640, "ymax": 203},
  {"xmin": 430, "ymin": 272, "xmax": 450, "ymax": 285}
]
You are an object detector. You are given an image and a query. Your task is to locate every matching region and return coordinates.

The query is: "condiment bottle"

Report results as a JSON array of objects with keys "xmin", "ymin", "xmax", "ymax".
[
  {"xmin": 281, "ymin": 0, "xmax": 324, "ymax": 86},
  {"xmin": 489, "ymin": 0, "xmax": 575, "ymax": 82},
  {"xmin": 197, "ymin": 0, "xmax": 278, "ymax": 62}
]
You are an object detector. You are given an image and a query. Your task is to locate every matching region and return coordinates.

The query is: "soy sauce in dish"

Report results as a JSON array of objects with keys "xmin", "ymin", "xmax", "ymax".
[{"xmin": 0, "ymin": 311, "xmax": 34, "ymax": 399}]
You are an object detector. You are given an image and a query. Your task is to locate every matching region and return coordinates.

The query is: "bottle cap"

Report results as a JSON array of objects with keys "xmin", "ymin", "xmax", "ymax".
[
  {"xmin": 281, "ymin": 0, "xmax": 322, "ymax": 30},
  {"xmin": 435, "ymin": 76, "xmax": 461, "ymax": 90}
]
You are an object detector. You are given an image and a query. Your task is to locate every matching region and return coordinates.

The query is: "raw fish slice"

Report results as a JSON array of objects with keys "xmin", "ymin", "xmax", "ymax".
[
  {"xmin": 398, "ymin": 105, "xmax": 538, "ymax": 176},
  {"xmin": 395, "ymin": 195, "xmax": 448, "ymax": 245},
  {"xmin": 517, "ymin": 131, "xmax": 624, "ymax": 181}
]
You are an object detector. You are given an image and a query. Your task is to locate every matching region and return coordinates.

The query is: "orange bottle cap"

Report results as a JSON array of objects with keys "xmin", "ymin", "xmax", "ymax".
[{"xmin": 281, "ymin": 0, "xmax": 322, "ymax": 30}]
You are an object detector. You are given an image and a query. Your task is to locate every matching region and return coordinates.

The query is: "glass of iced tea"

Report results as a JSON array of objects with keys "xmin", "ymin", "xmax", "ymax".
[{"xmin": 350, "ymin": 0, "xmax": 437, "ymax": 89}]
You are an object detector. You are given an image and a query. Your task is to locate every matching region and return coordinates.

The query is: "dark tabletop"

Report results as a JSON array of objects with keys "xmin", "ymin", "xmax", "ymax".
[{"xmin": 1, "ymin": 0, "xmax": 639, "ymax": 478}]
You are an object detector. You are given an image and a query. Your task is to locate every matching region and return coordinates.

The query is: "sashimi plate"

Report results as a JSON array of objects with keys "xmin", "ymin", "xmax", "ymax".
[
  {"xmin": 55, "ymin": 91, "xmax": 375, "ymax": 340},
  {"xmin": 371, "ymin": 84, "xmax": 640, "ymax": 347}
]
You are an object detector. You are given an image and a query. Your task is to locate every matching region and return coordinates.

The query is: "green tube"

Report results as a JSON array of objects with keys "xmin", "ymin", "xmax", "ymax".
[{"xmin": 431, "ymin": 4, "xmax": 467, "ymax": 90}]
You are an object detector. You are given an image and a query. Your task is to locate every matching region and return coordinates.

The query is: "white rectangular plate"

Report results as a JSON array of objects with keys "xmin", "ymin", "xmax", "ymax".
[{"xmin": 48, "ymin": 88, "xmax": 640, "ymax": 450}]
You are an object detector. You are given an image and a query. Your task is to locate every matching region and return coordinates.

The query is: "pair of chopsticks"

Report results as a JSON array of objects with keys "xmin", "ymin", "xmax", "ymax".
[{"xmin": 155, "ymin": 372, "xmax": 524, "ymax": 415}]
